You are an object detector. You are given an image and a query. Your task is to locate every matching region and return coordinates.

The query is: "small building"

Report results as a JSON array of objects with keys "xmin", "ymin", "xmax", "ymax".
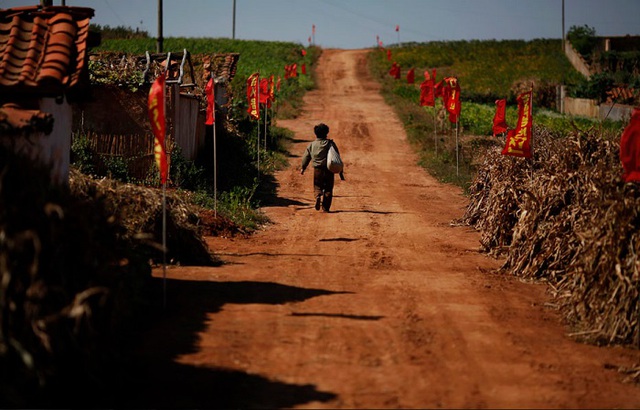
[{"xmin": 0, "ymin": 5, "xmax": 95, "ymax": 185}]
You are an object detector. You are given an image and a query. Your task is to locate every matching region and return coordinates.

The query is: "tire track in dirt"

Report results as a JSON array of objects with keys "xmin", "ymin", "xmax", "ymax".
[{"xmin": 130, "ymin": 49, "xmax": 640, "ymax": 409}]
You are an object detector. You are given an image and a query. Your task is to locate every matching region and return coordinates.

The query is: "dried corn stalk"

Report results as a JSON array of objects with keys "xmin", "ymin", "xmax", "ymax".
[{"xmin": 459, "ymin": 124, "xmax": 639, "ymax": 347}]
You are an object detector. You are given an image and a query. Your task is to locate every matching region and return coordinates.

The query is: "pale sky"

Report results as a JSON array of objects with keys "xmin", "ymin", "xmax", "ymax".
[{"xmin": 2, "ymin": 0, "xmax": 639, "ymax": 49}]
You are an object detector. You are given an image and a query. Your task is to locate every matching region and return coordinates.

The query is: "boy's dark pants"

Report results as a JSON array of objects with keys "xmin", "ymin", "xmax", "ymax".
[{"xmin": 313, "ymin": 167, "xmax": 334, "ymax": 211}]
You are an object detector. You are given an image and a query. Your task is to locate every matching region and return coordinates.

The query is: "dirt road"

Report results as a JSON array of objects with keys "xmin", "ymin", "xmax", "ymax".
[{"xmin": 127, "ymin": 49, "xmax": 640, "ymax": 409}]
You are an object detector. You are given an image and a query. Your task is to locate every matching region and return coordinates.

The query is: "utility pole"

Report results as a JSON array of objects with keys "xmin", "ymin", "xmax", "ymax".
[
  {"xmin": 232, "ymin": 0, "xmax": 236, "ymax": 39},
  {"xmin": 562, "ymin": 0, "xmax": 565, "ymax": 52},
  {"xmin": 157, "ymin": 0, "xmax": 163, "ymax": 53}
]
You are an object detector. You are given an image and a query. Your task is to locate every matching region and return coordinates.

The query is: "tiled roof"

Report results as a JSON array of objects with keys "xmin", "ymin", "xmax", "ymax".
[
  {"xmin": 0, "ymin": 5, "xmax": 94, "ymax": 98},
  {"xmin": 0, "ymin": 102, "xmax": 53, "ymax": 135},
  {"xmin": 212, "ymin": 53, "xmax": 239, "ymax": 82},
  {"xmin": 202, "ymin": 53, "xmax": 240, "ymax": 83}
]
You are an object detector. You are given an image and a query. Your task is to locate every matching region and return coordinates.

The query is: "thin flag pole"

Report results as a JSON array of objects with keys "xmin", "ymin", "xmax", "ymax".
[
  {"xmin": 161, "ymin": 54, "xmax": 170, "ymax": 310},
  {"xmin": 434, "ymin": 105, "xmax": 437, "ymax": 157},
  {"xmin": 529, "ymin": 85, "xmax": 534, "ymax": 181},
  {"xmin": 257, "ymin": 73, "xmax": 260, "ymax": 179},
  {"xmin": 264, "ymin": 101, "xmax": 268, "ymax": 150},
  {"xmin": 212, "ymin": 74, "xmax": 217, "ymax": 218},
  {"xmin": 455, "ymin": 115, "xmax": 459, "ymax": 177}
]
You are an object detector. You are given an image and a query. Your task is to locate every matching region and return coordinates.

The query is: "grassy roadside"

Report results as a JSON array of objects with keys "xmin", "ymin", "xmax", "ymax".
[{"xmin": 366, "ymin": 43, "xmax": 626, "ymax": 193}]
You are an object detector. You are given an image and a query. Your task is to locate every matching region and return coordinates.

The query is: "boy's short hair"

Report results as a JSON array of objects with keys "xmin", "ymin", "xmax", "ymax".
[{"xmin": 314, "ymin": 123, "xmax": 329, "ymax": 138}]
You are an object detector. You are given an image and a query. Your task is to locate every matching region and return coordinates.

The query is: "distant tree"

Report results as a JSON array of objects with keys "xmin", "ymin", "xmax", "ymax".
[
  {"xmin": 567, "ymin": 24, "xmax": 597, "ymax": 57},
  {"xmin": 90, "ymin": 24, "xmax": 149, "ymax": 40}
]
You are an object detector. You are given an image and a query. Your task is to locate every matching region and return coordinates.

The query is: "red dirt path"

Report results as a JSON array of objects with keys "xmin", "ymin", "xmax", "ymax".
[{"xmin": 126, "ymin": 49, "xmax": 640, "ymax": 409}]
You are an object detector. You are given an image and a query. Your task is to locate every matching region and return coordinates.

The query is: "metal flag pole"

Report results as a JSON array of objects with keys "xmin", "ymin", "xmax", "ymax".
[
  {"xmin": 161, "ymin": 54, "xmax": 170, "ymax": 310},
  {"xmin": 257, "ymin": 73, "xmax": 260, "ymax": 179},
  {"xmin": 455, "ymin": 115, "xmax": 459, "ymax": 177},
  {"xmin": 434, "ymin": 105, "xmax": 437, "ymax": 157},
  {"xmin": 212, "ymin": 74, "xmax": 217, "ymax": 218},
  {"xmin": 264, "ymin": 101, "xmax": 268, "ymax": 150},
  {"xmin": 529, "ymin": 85, "xmax": 534, "ymax": 182}
]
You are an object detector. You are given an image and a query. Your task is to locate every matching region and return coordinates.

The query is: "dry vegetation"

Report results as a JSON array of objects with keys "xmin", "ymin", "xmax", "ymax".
[
  {"xmin": 0, "ymin": 145, "xmax": 241, "ymax": 406},
  {"xmin": 456, "ymin": 124, "xmax": 639, "ymax": 352}
]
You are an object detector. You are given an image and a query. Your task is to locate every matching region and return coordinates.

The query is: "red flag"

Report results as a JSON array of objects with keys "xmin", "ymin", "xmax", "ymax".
[
  {"xmin": 502, "ymin": 90, "xmax": 533, "ymax": 158},
  {"xmin": 308, "ymin": 36, "xmax": 311, "ymax": 44},
  {"xmin": 395, "ymin": 24, "xmax": 399, "ymax": 32},
  {"xmin": 420, "ymin": 75, "xmax": 435, "ymax": 107},
  {"xmin": 246, "ymin": 73, "xmax": 260, "ymax": 120},
  {"xmin": 443, "ymin": 77, "xmax": 461, "ymax": 123},
  {"xmin": 406, "ymin": 68, "xmax": 415, "ymax": 84},
  {"xmin": 268, "ymin": 74, "xmax": 275, "ymax": 103},
  {"xmin": 259, "ymin": 77, "xmax": 270, "ymax": 105},
  {"xmin": 620, "ymin": 108, "xmax": 640, "ymax": 182},
  {"xmin": 312, "ymin": 24, "xmax": 316, "ymax": 35},
  {"xmin": 389, "ymin": 62, "xmax": 401, "ymax": 79},
  {"xmin": 387, "ymin": 49, "xmax": 391, "ymax": 61},
  {"xmin": 205, "ymin": 76, "xmax": 215, "ymax": 125},
  {"xmin": 379, "ymin": 40, "xmax": 384, "ymax": 47},
  {"xmin": 301, "ymin": 63, "xmax": 307, "ymax": 75},
  {"xmin": 284, "ymin": 64, "xmax": 290, "ymax": 80},
  {"xmin": 301, "ymin": 49, "xmax": 307, "ymax": 56},
  {"xmin": 492, "ymin": 99, "xmax": 508, "ymax": 136},
  {"xmin": 291, "ymin": 63, "xmax": 298, "ymax": 77},
  {"xmin": 148, "ymin": 73, "xmax": 168, "ymax": 184}
]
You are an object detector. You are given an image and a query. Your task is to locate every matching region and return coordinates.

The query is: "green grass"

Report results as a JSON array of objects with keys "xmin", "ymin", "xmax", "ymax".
[{"xmin": 368, "ymin": 40, "xmax": 626, "ymax": 192}]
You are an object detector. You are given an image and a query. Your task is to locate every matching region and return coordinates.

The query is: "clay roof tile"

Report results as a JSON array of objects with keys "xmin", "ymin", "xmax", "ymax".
[{"xmin": 0, "ymin": 5, "xmax": 94, "ymax": 97}]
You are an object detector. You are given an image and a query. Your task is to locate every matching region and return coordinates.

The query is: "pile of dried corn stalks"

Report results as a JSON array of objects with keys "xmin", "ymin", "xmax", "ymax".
[{"xmin": 458, "ymin": 124, "xmax": 639, "ymax": 349}]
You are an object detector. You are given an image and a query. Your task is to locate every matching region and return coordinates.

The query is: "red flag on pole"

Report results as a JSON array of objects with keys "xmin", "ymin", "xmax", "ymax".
[
  {"xmin": 620, "ymin": 108, "xmax": 640, "ymax": 182},
  {"xmin": 501, "ymin": 90, "xmax": 533, "ymax": 158},
  {"xmin": 259, "ymin": 77, "xmax": 270, "ymax": 105},
  {"xmin": 443, "ymin": 77, "xmax": 461, "ymax": 123},
  {"xmin": 301, "ymin": 49, "xmax": 307, "ymax": 57},
  {"xmin": 301, "ymin": 63, "xmax": 307, "ymax": 75},
  {"xmin": 395, "ymin": 24, "xmax": 399, "ymax": 32},
  {"xmin": 246, "ymin": 73, "xmax": 260, "ymax": 120},
  {"xmin": 205, "ymin": 76, "xmax": 215, "ymax": 125},
  {"xmin": 148, "ymin": 73, "xmax": 168, "ymax": 184},
  {"xmin": 492, "ymin": 99, "xmax": 508, "ymax": 136},
  {"xmin": 406, "ymin": 68, "xmax": 415, "ymax": 84},
  {"xmin": 389, "ymin": 62, "xmax": 396, "ymax": 77},
  {"xmin": 387, "ymin": 49, "xmax": 391, "ymax": 61},
  {"xmin": 420, "ymin": 74, "xmax": 435, "ymax": 107}
]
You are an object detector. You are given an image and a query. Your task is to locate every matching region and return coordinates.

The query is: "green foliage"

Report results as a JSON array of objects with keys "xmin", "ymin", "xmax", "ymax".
[
  {"xmin": 70, "ymin": 133, "xmax": 96, "ymax": 175},
  {"xmin": 88, "ymin": 59, "xmax": 144, "ymax": 92},
  {"xmin": 169, "ymin": 146, "xmax": 207, "ymax": 191},
  {"xmin": 567, "ymin": 24, "xmax": 597, "ymax": 57},
  {"xmin": 368, "ymin": 40, "xmax": 626, "ymax": 193},
  {"xmin": 189, "ymin": 181, "xmax": 268, "ymax": 232},
  {"xmin": 90, "ymin": 23, "xmax": 149, "ymax": 39},
  {"xmin": 100, "ymin": 155, "xmax": 131, "ymax": 182},
  {"xmin": 370, "ymin": 39, "xmax": 583, "ymax": 104}
]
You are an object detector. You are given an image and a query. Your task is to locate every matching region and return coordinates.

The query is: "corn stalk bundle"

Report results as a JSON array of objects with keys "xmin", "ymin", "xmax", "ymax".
[
  {"xmin": 459, "ymin": 124, "xmax": 639, "ymax": 349},
  {"xmin": 456, "ymin": 143, "xmax": 531, "ymax": 256},
  {"xmin": 559, "ymin": 182, "xmax": 640, "ymax": 346},
  {"xmin": 69, "ymin": 169, "xmax": 219, "ymax": 267}
]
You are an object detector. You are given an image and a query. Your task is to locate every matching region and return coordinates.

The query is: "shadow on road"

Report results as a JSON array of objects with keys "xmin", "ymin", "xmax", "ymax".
[{"xmin": 105, "ymin": 278, "xmax": 343, "ymax": 408}]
